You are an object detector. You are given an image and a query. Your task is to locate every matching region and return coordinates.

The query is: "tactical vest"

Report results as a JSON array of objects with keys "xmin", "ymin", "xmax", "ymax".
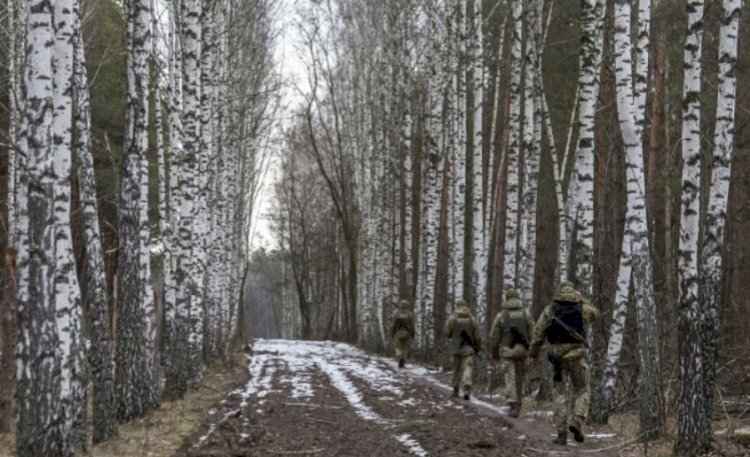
[
  {"xmin": 451, "ymin": 316, "xmax": 475, "ymax": 354},
  {"xmin": 501, "ymin": 309, "xmax": 530, "ymax": 348},
  {"xmin": 545, "ymin": 301, "xmax": 584, "ymax": 344}
]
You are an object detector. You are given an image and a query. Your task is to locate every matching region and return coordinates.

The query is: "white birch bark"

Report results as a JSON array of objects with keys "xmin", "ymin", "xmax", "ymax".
[
  {"xmin": 698, "ymin": 0, "xmax": 742, "ymax": 448},
  {"xmin": 520, "ymin": 0, "xmax": 543, "ymax": 304},
  {"xmin": 451, "ymin": 0, "xmax": 468, "ymax": 300},
  {"xmin": 15, "ymin": 2, "xmax": 61, "ymax": 454},
  {"xmin": 541, "ymin": 86, "xmax": 579, "ymax": 283},
  {"xmin": 676, "ymin": 0, "xmax": 708, "ymax": 453},
  {"xmin": 72, "ymin": 15, "xmax": 117, "ymax": 444},
  {"xmin": 115, "ymin": 0, "xmax": 159, "ymax": 421},
  {"xmin": 51, "ymin": 1, "xmax": 87, "ymax": 449},
  {"xmin": 162, "ymin": 0, "xmax": 183, "ymax": 389},
  {"xmin": 569, "ymin": 0, "xmax": 605, "ymax": 294},
  {"xmin": 170, "ymin": 0, "xmax": 203, "ymax": 396},
  {"xmin": 503, "ymin": 0, "xmax": 524, "ymax": 289},
  {"xmin": 470, "ymin": 0, "xmax": 487, "ymax": 326},
  {"xmin": 6, "ymin": 0, "xmax": 19, "ymax": 246},
  {"xmin": 599, "ymin": 0, "xmax": 661, "ymax": 436}
]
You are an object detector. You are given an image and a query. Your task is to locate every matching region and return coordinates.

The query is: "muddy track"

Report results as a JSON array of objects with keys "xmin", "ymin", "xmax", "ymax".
[{"xmin": 176, "ymin": 340, "xmax": 622, "ymax": 456}]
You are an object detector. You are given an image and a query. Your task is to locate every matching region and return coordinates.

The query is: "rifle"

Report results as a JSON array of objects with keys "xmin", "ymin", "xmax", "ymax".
[
  {"xmin": 551, "ymin": 315, "xmax": 590, "ymax": 349},
  {"xmin": 460, "ymin": 329, "xmax": 476, "ymax": 352}
]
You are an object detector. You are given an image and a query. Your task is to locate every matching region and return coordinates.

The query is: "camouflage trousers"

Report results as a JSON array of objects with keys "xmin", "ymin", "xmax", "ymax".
[
  {"xmin": 451, "ymin": 354, "xmax": 474, "ymax": 389},
  {"xmin": 552, "ymin": 356, "xmax": 589, "ymax": 432},
  {"xmin": 394, "ymin": 336, "xmax": 412, "ymax": 359},
  {"xmin": 500, "ymin": 358, "xmax": 526, "ymax": 402}
]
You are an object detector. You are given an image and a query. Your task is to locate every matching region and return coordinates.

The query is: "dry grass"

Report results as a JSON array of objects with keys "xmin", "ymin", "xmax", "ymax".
[{"xmin": 0, "ymin": 355, "xmax": 248, "ymax": 457}]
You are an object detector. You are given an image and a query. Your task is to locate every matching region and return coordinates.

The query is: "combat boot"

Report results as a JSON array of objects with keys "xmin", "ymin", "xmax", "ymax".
[
  {"xmin": 508, "ymin": 401, "xmax": 521, "ymax": 418},
  {"xmin": 452, "ymin": 386, "xmax": 459, "ymax": 398},
  {"xmin": 552, "ymin": 431, "xmax": 567, "ymax": 445},
  {"xmin": 398, "ymin": 358, "xmax": 405, "ymax": 369},
  {"xmin": 569, "ymin": 418, "xmax": 585, "ymax": 443},
  {"xmin": 463, "ymin": 385, "xmax": 471, "ymax": 401}
]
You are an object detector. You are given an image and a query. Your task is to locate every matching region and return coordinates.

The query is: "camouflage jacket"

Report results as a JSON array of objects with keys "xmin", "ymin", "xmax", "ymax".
[
  {"xmin": 529, "ymin": 288, "xmax": 599, "ymax": 360},
  {"xmin": 489, "ymin": 297, "xmax": 535, "ymax": 360},
  {"xmin": 444, "ymin": 304, "xmax": 481, "ymax": 356}
]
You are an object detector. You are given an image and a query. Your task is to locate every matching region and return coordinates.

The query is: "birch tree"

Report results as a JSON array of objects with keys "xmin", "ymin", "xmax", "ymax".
[
  {"xmin": 519, "ymin": 0, "xmax": 543, "ymax": 304},
  {"xmin": 503, "ymin": 0, "xmax": 523, "ymax": 289},
  {"xmin": 115, "ymin": 0, "xmax": 159, "ymax": 421},
  {"xmin": 72, "ymin": 10, "xmax": 117, "ymax": 443},
  {"xmin": 470, "ymin": 0, "xmax": 487, "ymax": 325},
  {"xmin": 676, "ymin": 0, "xmax": 708, "ymax": 454},
  {"xmin": 16, "ymin": 0, "xmax": 87, "ymax": 453},
  {"xmin": 698, "ymin": 0, "xmax": 742, "ymax": 448},
  {"xmin": 568, "ymin": 0, "xmax": 605, "ymax": 293},
  {"xmin": 450, "ymin": 0, "xmax": 468, "ymax": 301},
  {"xmin": 15, "ymin": 1, "xmax": 61, "ymax": 451},
  {"xmin": 597, "ymin": 0, "xmax": 661, "ymax": 437}
]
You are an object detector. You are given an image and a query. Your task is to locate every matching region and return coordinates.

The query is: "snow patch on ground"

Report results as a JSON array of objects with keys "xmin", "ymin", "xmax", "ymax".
[
  {"xmin": 251, "ymin": 339, "xmax": 429, "ymax": 455},
  {"xmin": 195, "ymin": 350, "xmax": 277, "ymax": 447},
  {"xmin": 318, "ymin": 362, "xmax": 379, "ymax": 421},
  {"xmin": 399, "ymin": 398, "xmax": 418, "ymax": 407},
  {"xmin": 395, "ymin": 433, "xmax": 429, "ymax": 457}
]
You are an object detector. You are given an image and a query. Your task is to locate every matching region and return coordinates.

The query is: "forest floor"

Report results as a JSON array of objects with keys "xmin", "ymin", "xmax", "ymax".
[{"xmin": 175, "ymin": 340, "xmax": 628, "ymax": 457}]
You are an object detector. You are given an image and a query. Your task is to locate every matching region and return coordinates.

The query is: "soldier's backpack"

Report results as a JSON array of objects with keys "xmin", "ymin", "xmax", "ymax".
[
  {"xmin": 451, "ymin": 316, "xmax": 476, "ymax": 354},
  {"xmin": 545, "ymin": 301, "xmax": 584, "ymax": 345},
  {"xmin": 500, "ymin": 309, "xmax": 530, "ymax": 350},
  {"xmin": 394, "ymin": 313, "xmax": 412, "ymax": 338}
]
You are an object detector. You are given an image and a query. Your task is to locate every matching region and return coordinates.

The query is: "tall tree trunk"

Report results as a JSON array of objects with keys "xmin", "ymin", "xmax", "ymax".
[
  {"xmin": 569, "ymin": 0, "xmax": 605, "ymax": 294},
  {"xmin": 676, "ymin": 0, "xmax": 708, "ymax": 454},
  {"xmin": 52, "ymin": 1, "xmax": 88, "ymax": 449},
  {"xmin": 115, "ymin": 0, "xmax": 159, "ymax": 422},
  {"xmin": 470, "ymin": 0, "xmax": 487, "ymax": 326},
  {"xmin": 1, "ymin": 0, "xmax": 21, "ymax": 434},
  {"xmin": 503, "ymin": 0, "xmax": 524, "ymax": 289},
  {"xmin": 72, "ymin": 18, "xmax": 117, "ymax": 443},
  {"xmin": 16, "ymin": 1, "xmax": 61, "ymax": 451},
  {"xmin": 698, "ymin": 0, "xmax": 742, "ymax": 449},
  {"xmin": 600, "ymin": 0, "xmax": 662, "ymax": 437},
  {"xmin": 451, "ymin": 0, "xmax": 468, "ymax": 301},
  {"xmin": 162, "ymin": 0, "xmax": 183, "ymax": 397},
  {"xmin": 6, "ymin": 0, "xmax": 19, "ymax": 247},
  {"xmin": 520, "ymin": 0, "xmax": 543, "ymax": 305},
  {"xmin": 569, "ymin": 0, "xmax": 607, "ymax": 423}
]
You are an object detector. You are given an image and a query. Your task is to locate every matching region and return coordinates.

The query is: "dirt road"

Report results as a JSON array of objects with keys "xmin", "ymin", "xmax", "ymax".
[{"xmin": 177, "ymin": 340, "xmax": 621, "ymax": 456}]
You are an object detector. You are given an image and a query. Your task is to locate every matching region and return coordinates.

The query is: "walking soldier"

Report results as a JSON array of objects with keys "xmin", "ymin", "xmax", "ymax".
[
  {"xmin": 444, "ymin": 299, "xmax": 481, "ymax": 401},
  {"xmin": 529, "ymin": 281, "xmax": 600, "ymax": 445},
  {"xmin": 390, "ymin": 299, "xmax": 415, "ymax": 368},
  {"xmin": 489, "ymin": 288, "xmax": 534, "ymax": 418}
]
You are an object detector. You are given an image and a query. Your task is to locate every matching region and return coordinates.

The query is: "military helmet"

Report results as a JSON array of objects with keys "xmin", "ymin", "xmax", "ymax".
[
  {"xmin": 505, "ymin": 288, "xmax": 520, "ymax": 300},
  {"xmin": 554, "ymin": 280, "xmax": 580, "ymax": 303},
  {"xmin": 398, "ymin": 299, "xmax": 409, "ymax": 310}
]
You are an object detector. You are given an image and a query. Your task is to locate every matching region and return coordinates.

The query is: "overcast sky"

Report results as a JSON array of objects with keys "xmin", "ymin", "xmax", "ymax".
[{"xmin": 248, "ymin": 0, "xmax": 307, "ymax": 252}]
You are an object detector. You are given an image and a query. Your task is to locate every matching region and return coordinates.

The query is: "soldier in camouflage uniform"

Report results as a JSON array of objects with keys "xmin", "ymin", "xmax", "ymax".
[
  {"xmin": 529, "ymin": 281, "xmax": 599, "ymax": 445},
  {"xmin": 390, "ymin": 299, "xmax": 415, "ymax": 368},
  {"xmin": 489, "ymin": 289, "xmax": 534, "ymax": 418},
  {"xmin": 444, "ymin": 299, "xmax": 481, "ymax": 400}
]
